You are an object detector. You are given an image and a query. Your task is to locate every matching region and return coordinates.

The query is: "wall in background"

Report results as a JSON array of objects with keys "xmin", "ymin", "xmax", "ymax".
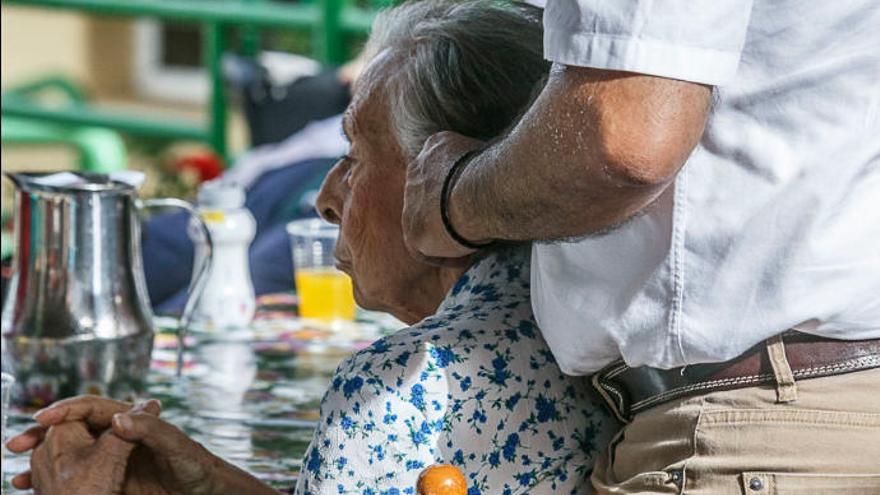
[
  {"xmin": 2, "ymin": 6, "xmax": 134, "ymax": 96},
  {"xmin": 3, "ymin": 6, "xmax": 88, "ymax": 90}
]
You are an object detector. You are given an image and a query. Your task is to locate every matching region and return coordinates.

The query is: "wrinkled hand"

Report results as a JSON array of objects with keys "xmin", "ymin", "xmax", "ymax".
[
  {"xmin": 21, "ymin": 416, "xmax": 136, "ymax": 494},
  {"xmin": 402, "ymin": 131, "xmax": 487, "ymax": 263},
  {"xmin": 111, "ymin": 408, "xmax": 225, "ymax": 495},
  {"xmin": 110, "ymin": 407, "xmax": 278, "ymax": 495},
  {"xmin": 7, "ymin": 395, "xmax": 273, "ymax": 495},
  {"xmin": 6, "ymin": 396, "xmax": 164, "ymax": 494}
]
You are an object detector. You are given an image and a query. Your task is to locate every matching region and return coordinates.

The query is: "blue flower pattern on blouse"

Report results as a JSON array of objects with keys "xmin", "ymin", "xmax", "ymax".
[{"xmin": 294, "ymin": 246, "xmax": 618, "ymax": 495}]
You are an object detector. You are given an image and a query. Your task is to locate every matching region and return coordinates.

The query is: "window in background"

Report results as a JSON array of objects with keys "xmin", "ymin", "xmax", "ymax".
[
  {"xmin": 132, "ymin": 16, "xmax": 315, "ymax": 105},
  {"xmin": 133, "ymin": 21, "xmax": 207, "ymax": 104}
]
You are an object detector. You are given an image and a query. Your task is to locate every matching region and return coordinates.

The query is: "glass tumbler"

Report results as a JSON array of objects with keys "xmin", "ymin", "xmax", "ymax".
[{"xmin": 287, "ymin": 219, "xmax": 357, "ymax": 323}]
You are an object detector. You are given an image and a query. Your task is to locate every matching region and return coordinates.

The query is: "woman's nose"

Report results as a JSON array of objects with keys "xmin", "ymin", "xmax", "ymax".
[{"xmin": 316, "ymin": 159, "xmax": 345, "ymax": 225}]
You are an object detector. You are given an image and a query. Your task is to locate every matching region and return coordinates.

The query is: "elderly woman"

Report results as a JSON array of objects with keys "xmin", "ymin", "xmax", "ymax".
[{"xmin": 6, "ymin": 2, "xmax": 617, "ymax": 494}]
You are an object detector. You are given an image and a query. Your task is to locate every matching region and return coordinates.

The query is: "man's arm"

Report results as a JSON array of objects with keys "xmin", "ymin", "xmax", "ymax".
[
  {"xmin": 401, "ymin": 64, "xmax": 712, "ymax": 260},
  {"xmin": 452, "ymin": 64, "xmax": 712, "ymax": 243}
]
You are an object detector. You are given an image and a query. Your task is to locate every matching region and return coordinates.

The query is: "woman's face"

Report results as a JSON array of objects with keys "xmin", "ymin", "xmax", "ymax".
[{"xmin": 315, "ymin": 58, "xmax": 443, "ymax": 323}]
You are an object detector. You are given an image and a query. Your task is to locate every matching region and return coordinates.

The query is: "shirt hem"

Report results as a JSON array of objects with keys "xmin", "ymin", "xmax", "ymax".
[{"xmin": 543, "ymin": 29, "xmax": 741, "ymax": 86}]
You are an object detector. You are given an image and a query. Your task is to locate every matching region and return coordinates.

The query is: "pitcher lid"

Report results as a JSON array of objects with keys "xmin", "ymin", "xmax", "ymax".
[{"xmin": 6, "ymin": 171, "xmax": 145, "ymax": 193}]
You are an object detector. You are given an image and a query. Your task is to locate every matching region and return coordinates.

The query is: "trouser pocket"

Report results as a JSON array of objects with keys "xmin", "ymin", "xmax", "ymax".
[
  {"xmin": 591, "ymin": 410, "xmax": 692, "ymax": 494},
  {"xmin": 686, "ymin": 406, "xmax": 880, "ymax": 494},
  {"xmin": 740, "ymin": 472, "xmax": 880, "ymax": 494}
]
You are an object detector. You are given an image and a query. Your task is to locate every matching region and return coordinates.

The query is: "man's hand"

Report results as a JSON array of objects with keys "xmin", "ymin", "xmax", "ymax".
[
  {"xmin": 402, "ymin": 66, "xmax": 711, "ymax": 247},
  {"xmin": 402, "ymin": 131, "xmax": 487, "ymax": 262}
]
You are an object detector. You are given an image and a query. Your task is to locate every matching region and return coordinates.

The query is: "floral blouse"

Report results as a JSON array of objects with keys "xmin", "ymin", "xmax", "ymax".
[{"xmin": 294, "ymin": 246, "xmax": 618, "ymax": 495}]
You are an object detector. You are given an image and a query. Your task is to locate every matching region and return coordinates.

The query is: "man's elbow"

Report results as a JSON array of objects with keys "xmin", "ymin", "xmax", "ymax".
[
  {"xmin": 602, "ymin": 150, "xmax": 686, "ymax": 189},
  {"xmin": 598, "ymin": 123, "xmax": 702, "ymax": 189},
  {"xmin": 582, "ymin": 71, "xmax": 711, "ymax": 189}
]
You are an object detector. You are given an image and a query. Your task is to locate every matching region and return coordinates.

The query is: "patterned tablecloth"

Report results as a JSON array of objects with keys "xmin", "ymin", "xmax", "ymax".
[{"xmin": 2, "ymin": 294, "xmax": 401, "ymax": 492}]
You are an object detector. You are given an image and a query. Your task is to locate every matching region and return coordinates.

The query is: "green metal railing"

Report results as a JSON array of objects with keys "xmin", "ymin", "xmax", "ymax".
[{"xmin": 1, "ymin": 0, "xmax": 385, "ymax": 163}]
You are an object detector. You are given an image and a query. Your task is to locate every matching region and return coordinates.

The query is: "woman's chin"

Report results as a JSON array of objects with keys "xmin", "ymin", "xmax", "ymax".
[
  {"xmin": 351, "ymin": 283, "xmax": 384, "ymax": 314},
  {"xmin": 352, "ymin": 286, "xmax": 421, "ymax": 324}
]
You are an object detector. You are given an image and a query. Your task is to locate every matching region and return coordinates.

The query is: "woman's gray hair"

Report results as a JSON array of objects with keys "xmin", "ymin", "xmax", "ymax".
[{"xmin": 363, "ymin": 0, "xmax": 550, "ymax": 158}]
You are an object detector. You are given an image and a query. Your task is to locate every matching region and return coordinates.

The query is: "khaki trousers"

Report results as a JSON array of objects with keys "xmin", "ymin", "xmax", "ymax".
[{"xmin": 591, "ymin": 340, "xmax": 880, "ymax": 494}]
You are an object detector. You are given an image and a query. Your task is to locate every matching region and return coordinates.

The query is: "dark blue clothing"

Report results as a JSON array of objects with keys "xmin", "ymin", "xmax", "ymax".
[{"xmin": 143, "ymin": 157, "xmax": 335, "ymax": 313}]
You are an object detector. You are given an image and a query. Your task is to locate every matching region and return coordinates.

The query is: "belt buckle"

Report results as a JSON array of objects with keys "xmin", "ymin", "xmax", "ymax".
[{"xmin": 591, "ymin": 361, "xmax": 633, "ymax": 424}]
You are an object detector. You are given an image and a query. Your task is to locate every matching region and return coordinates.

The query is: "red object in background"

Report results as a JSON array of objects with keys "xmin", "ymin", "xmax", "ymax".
[{"xmin": 175, "ymin": 151, "xmax": 224, "ymax": 182}]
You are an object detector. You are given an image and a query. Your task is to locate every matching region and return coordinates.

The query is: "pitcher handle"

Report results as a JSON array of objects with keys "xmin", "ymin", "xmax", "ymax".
[{"xmin": 138, "ymin": 198, "xmax": 213, "ymax": 377}]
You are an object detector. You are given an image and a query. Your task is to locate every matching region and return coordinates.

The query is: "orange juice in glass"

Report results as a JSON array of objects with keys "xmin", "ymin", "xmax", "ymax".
[{"xmin": 287, "ymin": 219, "xmax": 356, "ymax": 323}]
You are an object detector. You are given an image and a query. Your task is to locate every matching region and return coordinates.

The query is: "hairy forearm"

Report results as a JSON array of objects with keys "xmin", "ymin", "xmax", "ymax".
[{"xmin": 449, "ymin": 65, "xmax": 711, "ymax": 243}]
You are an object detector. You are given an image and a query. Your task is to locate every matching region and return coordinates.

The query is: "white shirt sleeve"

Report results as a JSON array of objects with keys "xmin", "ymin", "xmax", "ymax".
[{"xmin": 543, "ymin": 0, "xmax": 754, "ymax": 86}]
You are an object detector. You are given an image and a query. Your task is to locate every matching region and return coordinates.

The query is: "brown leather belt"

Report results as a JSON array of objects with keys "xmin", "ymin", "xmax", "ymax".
[{"xmin": 591, "ymin": 333, "xmax": 880, "ymax": 423}]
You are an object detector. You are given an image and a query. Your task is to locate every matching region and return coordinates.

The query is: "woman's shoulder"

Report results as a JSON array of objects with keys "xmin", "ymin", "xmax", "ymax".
[
  {"xmin": 308, "ymin": 246, "xmax": 619, "ymax": 493},
  {"xmin": 330, "ymin": 244, "xmax": 542, "ymax": 395},
  {"xmin": 315, "ymin": 301, "xmax": 617, "ymax": 494},
  {"xmin": 344, "ymin": 301, "xmax": 535, "ymax": 369},
  {"xmin": 329, "ymin": 298, "xmax": 568, "ymax": 416}
]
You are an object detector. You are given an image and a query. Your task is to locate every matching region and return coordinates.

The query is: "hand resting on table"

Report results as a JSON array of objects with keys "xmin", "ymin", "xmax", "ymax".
[{"xmin": 5, "ymin": 395, "xmax": 280, "ymax": 495}]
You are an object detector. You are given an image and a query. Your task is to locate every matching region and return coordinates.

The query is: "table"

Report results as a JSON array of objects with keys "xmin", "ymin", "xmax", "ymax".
[{"xmin": 2, "ymin": 296, "xmax": 399, "ymax": 492}]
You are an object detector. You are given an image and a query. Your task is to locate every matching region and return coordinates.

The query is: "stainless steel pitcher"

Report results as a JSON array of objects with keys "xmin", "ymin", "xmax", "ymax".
[{"xmin": 1, "ymin": 172, "xmax": 211, "ymax": 406}]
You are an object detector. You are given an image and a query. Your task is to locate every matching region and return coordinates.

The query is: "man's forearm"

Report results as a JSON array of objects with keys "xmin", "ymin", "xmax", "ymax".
[{"xmin": 448, "ymin": 65, "xmax": 711, "ymax": 243}]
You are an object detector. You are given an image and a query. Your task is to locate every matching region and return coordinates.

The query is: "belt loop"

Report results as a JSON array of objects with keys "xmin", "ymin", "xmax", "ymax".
[{"xmin": 766, "ymin": 334, "xmax": 798, "ymax": 403}]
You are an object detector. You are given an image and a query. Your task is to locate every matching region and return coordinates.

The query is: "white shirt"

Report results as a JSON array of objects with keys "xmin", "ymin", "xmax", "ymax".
[{"xmin": 533, "ymin": 0, "xmax": 880, "ymax": 375}]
